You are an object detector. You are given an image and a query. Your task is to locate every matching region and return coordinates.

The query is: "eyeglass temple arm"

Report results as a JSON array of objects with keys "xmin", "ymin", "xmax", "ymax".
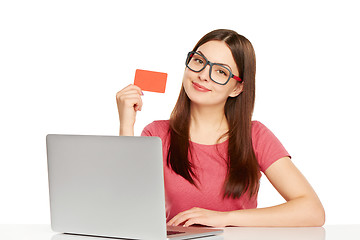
[{"xmin": 233, "ymin": 75, "xmax": 243, "ymax": 83}]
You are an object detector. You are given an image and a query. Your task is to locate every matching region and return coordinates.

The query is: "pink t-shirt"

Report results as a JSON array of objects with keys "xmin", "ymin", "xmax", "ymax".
[{"xmin": 141, "ymin": 120, "xmax": 290, "ymax": 221}]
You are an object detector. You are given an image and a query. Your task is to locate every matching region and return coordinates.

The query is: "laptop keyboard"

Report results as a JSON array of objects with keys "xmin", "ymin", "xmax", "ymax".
[{"xmin": 167, "ymin": 230, "xmax": 185, "ymax": 236}]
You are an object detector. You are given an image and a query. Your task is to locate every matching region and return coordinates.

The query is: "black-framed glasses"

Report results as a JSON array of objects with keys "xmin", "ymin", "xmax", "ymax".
[{"xmin": 185, "ymin": 51, "xmax": 243, "ymax": 85}]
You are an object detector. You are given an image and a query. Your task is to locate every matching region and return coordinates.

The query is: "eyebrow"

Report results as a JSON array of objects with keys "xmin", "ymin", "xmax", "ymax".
[{"xmin": 197, "ymin": 51, "xmax": 233, "ymax": 71}]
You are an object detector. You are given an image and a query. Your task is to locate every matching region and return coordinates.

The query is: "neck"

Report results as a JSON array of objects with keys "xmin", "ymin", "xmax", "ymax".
[
  {"xmin": 189, "ymin": 102, "xmax": 229, "ymax": 144},
  {"xmin": 190, "ymin": 104, "xmax": 224, "ymax": 126}
]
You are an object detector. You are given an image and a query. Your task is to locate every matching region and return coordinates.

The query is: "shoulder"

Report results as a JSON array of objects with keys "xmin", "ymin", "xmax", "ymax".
[
  {"xmin": 251, "ymin": 120, "xmax": 268, "ymax": 135},
  {"xmin": 251, "ymin": 120, "xmax": 281, "ymax": 147},
  {"xmin": 251, "ymin": 120, "xmax": 278, "ymax": 142},
  {"xmin": 141, "ymin": 120, "xmax": 170, "ymax": 137}
]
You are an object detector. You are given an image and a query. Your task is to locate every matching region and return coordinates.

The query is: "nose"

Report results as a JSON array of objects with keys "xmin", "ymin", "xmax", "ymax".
[{"xmin": 198, "ymin": 64, "xmax": 211, "ymax": 82}]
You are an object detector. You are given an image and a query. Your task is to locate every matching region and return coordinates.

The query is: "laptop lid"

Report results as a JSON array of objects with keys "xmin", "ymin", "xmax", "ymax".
[{"xmin": 47, "ymin": 134, "xmax": 167, "ymax": 239}]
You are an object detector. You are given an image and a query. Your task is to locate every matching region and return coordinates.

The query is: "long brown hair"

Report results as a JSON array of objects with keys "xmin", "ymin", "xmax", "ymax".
[{"xmin": 167, "ymin": 29, "xmax": 260, "ymax": 198}]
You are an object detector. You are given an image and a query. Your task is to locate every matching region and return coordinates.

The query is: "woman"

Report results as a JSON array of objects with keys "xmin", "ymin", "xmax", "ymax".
[{"xmin": 116, "ymin": 29, "xmax": 325, "ymax": 227}]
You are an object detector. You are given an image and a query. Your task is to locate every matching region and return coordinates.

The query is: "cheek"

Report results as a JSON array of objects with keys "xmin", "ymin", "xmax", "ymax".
[
  {"xmin": 182, "ymin": 72, "xmax": 193, "ymax": 96},
  {"xmin": 212, "ymin": 84, "xmax": 233, "ymax": 95},
  {"xmin": 223, "ymin": 81, "xmax": 239, "ymax": 95},
  {"xmin": 183, "ymin": 68, "xmax": 195, "ymax": 82},
  {"xmin": 182, "ymin": 69, "xmax": 198, "ymax": 90}
]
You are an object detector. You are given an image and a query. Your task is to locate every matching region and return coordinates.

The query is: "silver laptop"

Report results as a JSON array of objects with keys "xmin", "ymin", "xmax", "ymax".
[{"xmin": 46, "ymin": 134, "xmax": 223, "ymax": 240}]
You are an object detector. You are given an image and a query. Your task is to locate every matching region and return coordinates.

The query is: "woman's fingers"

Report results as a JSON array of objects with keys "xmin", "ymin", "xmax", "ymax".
[
  {"xmin": 167, "ymin": 207, "xmax": 228, "ymax": 228},
  {"xmin": 168, "ymin": 207, "xmax": 202, "ymax": 226},
  {"xmin": 116, "ymin": 84, "xmax": 143, "ymax": 98}
]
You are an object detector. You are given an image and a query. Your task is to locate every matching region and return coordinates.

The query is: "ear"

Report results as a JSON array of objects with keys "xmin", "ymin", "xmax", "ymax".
[{"xmin": 229, "ymin": 83, "xmax": 243, "ymax": 97}]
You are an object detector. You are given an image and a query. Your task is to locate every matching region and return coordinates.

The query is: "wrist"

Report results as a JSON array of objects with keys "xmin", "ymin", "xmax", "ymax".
[
  {"xmin": 225, "ymin": 210, "xmax": 242, "ymax": 227},
  {"xmin": 119, "ymin": 126, "xmax": 134, "ymax": 136}
]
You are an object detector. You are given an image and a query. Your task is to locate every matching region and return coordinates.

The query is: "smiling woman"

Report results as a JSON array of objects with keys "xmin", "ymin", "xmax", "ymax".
[{"xmin": 115, "ymin": 29, "xmax": 325, "ymax": 227}]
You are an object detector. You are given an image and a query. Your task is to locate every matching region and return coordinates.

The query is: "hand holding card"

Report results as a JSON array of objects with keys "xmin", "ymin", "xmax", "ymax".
[{"xmin": 134, "ymin": 69, "xmax": 168, "ymax": 93}]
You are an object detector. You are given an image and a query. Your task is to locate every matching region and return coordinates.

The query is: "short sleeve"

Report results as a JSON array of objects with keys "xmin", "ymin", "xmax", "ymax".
[
  {"xmin": 141, "ymin": 120, "xmax": 170, "ymax": 138},
  {"xmin": 141, "ymin": 124, "xmax": 153, "ymax": 136},
  {"xmin": 251, "ymin": 121, "xmax": 291, "ymax": 172}
]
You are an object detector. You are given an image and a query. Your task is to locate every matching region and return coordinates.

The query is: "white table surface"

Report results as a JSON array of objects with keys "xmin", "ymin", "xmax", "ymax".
[{"xmin": 0, "ymin": 224, "xmax": 359, "ymax": 240}]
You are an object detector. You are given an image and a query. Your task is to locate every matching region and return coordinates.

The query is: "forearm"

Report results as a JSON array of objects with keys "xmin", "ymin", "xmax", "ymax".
[{"xmin": 226, "ymin": 196, "xmax": 325, "ymax": 227}]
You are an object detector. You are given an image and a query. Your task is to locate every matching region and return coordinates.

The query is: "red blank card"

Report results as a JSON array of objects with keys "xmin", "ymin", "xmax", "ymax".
[{"xmin": 134, "ymin": 69, "xmax": 168, "ymax": 93}]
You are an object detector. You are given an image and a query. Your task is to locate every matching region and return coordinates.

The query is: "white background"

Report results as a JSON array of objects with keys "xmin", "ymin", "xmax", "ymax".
[{"xmin": 0, "ymin": 0, "xmax": 359, "ymax": 224}]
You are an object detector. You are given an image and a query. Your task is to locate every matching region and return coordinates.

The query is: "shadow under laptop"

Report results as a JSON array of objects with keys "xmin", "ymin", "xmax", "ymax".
[{"xmin": 51, "ymin": 233, "xmax": 224, "ymax": 240}]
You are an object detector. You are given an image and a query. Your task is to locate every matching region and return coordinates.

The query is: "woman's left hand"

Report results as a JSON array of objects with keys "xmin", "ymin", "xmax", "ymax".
[{"xmin": 167, "ymin": 207, "xmax": 229, "ymax": 228}]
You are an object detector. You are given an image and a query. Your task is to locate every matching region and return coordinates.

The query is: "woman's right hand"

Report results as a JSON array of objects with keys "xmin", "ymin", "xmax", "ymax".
[{"xmin": 116, "ymin": 84, "xmax": 143, "ymax": 136}]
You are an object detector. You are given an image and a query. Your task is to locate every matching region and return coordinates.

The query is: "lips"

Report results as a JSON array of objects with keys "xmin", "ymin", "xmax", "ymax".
[{"xmin": 192, "ymin": 82, "xmax": 211, "ymax": 92}]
